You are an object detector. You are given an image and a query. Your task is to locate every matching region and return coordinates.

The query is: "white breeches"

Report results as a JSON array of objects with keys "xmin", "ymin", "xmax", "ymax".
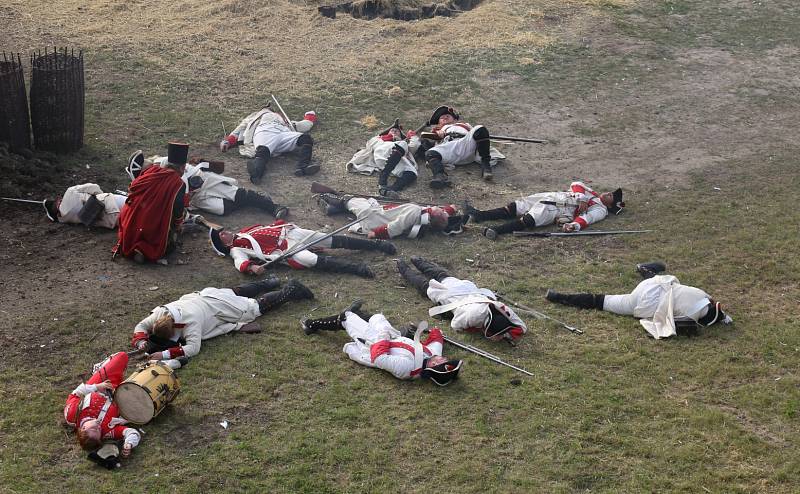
[
  {"xmin": 283, "ymin": 227, "xmax": 332, "ymax": 268},
  {"xmin": 374, "ymin": 141, "xmax": 417, "ymax": 176},
  {"xmin": 513, "ymin": 194, "xmax": 574, "ymax": 226},
  {"xmin": 432, "ymin": 126, "xmax": 484, "ymax": 166},
  {"xmin": 253, "ymin": 122, "xmax": 303, "ymax": 156}
]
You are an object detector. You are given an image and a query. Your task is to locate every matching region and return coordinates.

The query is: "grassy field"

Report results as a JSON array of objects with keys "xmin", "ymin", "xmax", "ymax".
[{"xmin": 1, "ymin": 0, "xmax": 799, "ymax": 492}]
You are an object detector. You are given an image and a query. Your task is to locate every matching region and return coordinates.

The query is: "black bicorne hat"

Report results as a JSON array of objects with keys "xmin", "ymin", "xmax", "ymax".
[
  {"xmin": 609, "ymin": 188, "xmax": 625, "ymax": 215},
  {"xmin": 167, "ymin": 142, "xmax": 190, "ymax": 167},
  {"xmin": 429, "ymin": 105, "xmax": 460, "ymax": 126},
  {"xmin": 421, "ymin": 359, "xmax": 463, "ymax": 386},
  {"xmin": 209, "ymin": 228, "xmax": 231, "ymax": 256},
  {"xmin": 486, "ymin": 304, "xmax": 523, "ymax": 339}
]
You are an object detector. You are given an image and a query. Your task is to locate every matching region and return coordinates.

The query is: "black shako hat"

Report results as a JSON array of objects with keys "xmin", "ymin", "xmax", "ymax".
[
  {"xmin": 609, "ymin": 188, "xmax": 625, "ymax": 215},
  {"xmin": 428, "ymin": 106, "xmax": 460, "ymax": 126},
  {"xmin": 421, "ymin": 359, "xmax": 463, "ymax": 386},
  {"xmin": 167, "ymin": 142, "xmax": 189, "ymax": 167},
  {"xmin": 209, "ymin": 228, "xmax": 231, "ymax": 256}
]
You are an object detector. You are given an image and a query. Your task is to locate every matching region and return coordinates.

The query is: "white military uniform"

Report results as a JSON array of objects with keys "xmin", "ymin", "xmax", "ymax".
[
  {"xmin": 149, "ymin": 157, "xmax": 240, "ymax": 216},
  {"xmin": 603, "ymin": 275, "xmax": 716, "ymax": 339},
  {"xmin": 427, "ymin": 277, "xmax": 527, "ymax": 336},
  {"xmin": 345, "ymin": 197, "xmax": 441, "ymax": 239},
  {"xmin": 431, "ymin": 122, "xmax": 505, "ymax": 167},
  {"xmin": 346, "ymin": 136, "xmax": 419, "ymax": 177},
  {"xmin": 341, "ymin": 312, "xmax": 444, "ymax": 380},
  {"xmin": 58, "ymin": 183, "xmax": 126, "ymax": 229},
  {"xmin": 228, "ymin": 223, "xmax": 334, "ymax": 272},
  {"xmin": 231, "ymin": 108, "xmax": 312, "ymax": 158},
  {"xmin": 513, "ymin": 181, "xmax": 608, "ymax": 231},
  {"xmin": 133, "ymin": 287, "xmax": 261, "ymax": 359}
]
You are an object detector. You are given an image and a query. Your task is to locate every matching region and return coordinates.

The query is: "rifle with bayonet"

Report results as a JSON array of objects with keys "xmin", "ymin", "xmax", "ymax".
[
  {"xmin": 420, "ymin": 131, "xmax": 547, "ymax": 144},
  {"xmin": 310, "ymin": 182, "xmax": 437, "ymax": 207},
  {"xmin": 270, "ymin": 94, "xmax": 295, "ymax": 131},
  {"xmin": 512, "ymin": 230, "xmax": 652, "ymax": 238}
]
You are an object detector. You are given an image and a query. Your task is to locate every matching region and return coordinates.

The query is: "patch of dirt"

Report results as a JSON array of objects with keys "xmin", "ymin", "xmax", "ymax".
[{"xmin": 316, "ymin": 0, "xmax": 483, "ymax": 21}]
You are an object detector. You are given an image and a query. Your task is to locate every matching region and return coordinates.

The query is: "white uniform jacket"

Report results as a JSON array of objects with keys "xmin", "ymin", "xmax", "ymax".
[
  {"xmin": 514, "ymin": 181, "xmax": 608, "ymax": 231},
  {"xmin": 346, "ymin": 136, "xmax": 419, "ymax": 177},
  {"xmin": 342, "ymin": 312, "xmax": 444, "ymax": 380},
  {"xmin": 133, "ymin": 288, "xmax": 261, "ymax": 359},
  {"xmin": 58, "ymin": 183, "xmax": 126, "ymax": 229},
  {"xmin": 603, "ymin": 275, "xmax": 713, "ymax": 339},
  {"xmin": 183, "ymin": 163, "xmax": 239, "ymax": 215},
  {"xmin": 432, "ymin": 122, "xmax": 505, "ymax": 167},
  {"xmin": 427, "ymin": 277, "xmax": 527, "ymax": 338},
  {"xmin": 346, "ymin": 198, "xmax": 441, "ymax": 239}
]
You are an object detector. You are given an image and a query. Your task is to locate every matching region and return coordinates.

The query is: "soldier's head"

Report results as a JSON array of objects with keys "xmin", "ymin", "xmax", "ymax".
[
  {"xmin": 209, "ymin": 228, "xmax": 235, "ymax": 256},
  {"xmin": 78, "ymin": 419, "xmax": 102, "ymax": 450},
  {"xmin": 422, "ymin": 356, "xmax": 463, "ymax": 386},
  {"xmin": 599, "ymin": 188, "xmax": 625, "ymax": 214},
  {"xmin": 427, "ymin": 205, "xmax": 457, "ymax": 230},
  {"xmin": 153, "ymin": 314, "xmax": 176, "ymax": 340},
  {"xmin": 429, "ymin": 105, "xmax": 460, "ymax": 126}
]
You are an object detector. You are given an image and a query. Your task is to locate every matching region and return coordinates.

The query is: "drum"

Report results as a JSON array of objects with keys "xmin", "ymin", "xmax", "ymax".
[{"xmin": 114, "ymin": 362, "xmax": 180, "ymax": 424}]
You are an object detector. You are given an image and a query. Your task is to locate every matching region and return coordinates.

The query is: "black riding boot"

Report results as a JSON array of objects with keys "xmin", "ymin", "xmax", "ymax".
[
  {"xmin": 247, "ymin": 146, "xmax": 270, "ymax": 185},
  {"xmin": 396, "ymin": 259, "xmax": 431, "ymax": 296},
  {"xmin": 483, "ymin": 212, "xmax": 534, "ymax": 240},
  {"xmin": 378, "ymin": 146, "xmax": 404, "ymax": 199},
  {"xmin": 301, "ymin": 300, "xmax": 366, "ymax": 335},
  {"xmin": 232, "ymin": 276, "xmax": 282, "ymax": 298},
  {"xmin": 331, "ymin": 235, "xmax": 397, "ymax": 255},
  {"xmin": 225, "ymin": 188, "xmax": 289, "ymax": 219},
  {"xmin": 465, "ymin": 202, "xmax": 516, "ymax": 223},
  {"xmin": 410, "ymin": 256, "xmax": 450, "ymax": 282},
  {"xmin": 545, "ymin": 289, "xmax": 605, "ymax": 310},
  {"xmin": 257, "ymin": 279, "xmax": 315, "ymax": 313},
  {"xmin": 474, "ymin": 126, "xmax": 493, "ymax": 181},
  {"xmin": 294, "ymin": 134, "xmax": 320, "ymax": 176},
  {"xmin": 316, "ymin": 193, "xmax": 351, "ymax": 216},
  {"xmin": 315, "ymin": 255, "xmax": 375, "ymax": 278},
  {"xmin": 388, "ymin": 171, "xmax": 417, "ymax": 193},
  {"xmin": 425, "ymin": 150, "xmax": 451, "ymax": 189}
]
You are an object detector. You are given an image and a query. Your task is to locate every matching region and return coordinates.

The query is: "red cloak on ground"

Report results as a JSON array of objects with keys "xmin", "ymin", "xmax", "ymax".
[{"xmin": 115, "ymin": 166, "xmax": 184, "ymax": 261}]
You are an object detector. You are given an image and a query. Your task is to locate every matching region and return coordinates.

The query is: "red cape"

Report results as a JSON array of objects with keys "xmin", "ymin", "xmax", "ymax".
[{"xmin": 115, "ymin": 166, "xmax": 184, "ymax": 261}]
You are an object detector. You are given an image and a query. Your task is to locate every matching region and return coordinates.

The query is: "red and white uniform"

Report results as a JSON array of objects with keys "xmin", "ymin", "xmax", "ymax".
[
  {"xmin": 514, "ymin": 181, "xmax": 608, "ymax": 231},
  {"xmin": 346, "ymin": 135, "xmax": 419, "ymax": 177},
  {"xmin": 344, "ymin": 197, "xmax": 455, "ymax": 239},
  {"xmin": 603, "ymin": 275, "xmax": 718, "ymax": 339},
  {"xmin": 431, "ymin": 122, "xmax": 504, "ymax": 166},
  {"xmin": 63, "ymin": 353, "xmax": 141, "ymax": 449},
  {"xmin": 227, "ymin": 221, "xmax": 334, "ymax": 272},
  {"xmin": 427, "ymin": 276, "xmax": 527, "ymax": 340},
  {"xmin": 132, "ymin": 287, "xmax": 262, "ymax": 360},
  {"xmin": 223, "ymin": 108, "xmax": 316, "ymax": 158},
  {"xmin": 341, "ymin": 312, "xmax": 444, "ymax": 380},
  {"xmin": 58, "ymin": 183, "xmax": 127, "ymax": 229}
]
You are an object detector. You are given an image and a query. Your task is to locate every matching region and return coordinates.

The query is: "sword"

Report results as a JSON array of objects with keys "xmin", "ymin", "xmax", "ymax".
[
  {"xmin": 1, "ymin": 197, "xmax": 46, "ymax": 204},
  {"xmin": 270, "ymin": 94, "xmax": 296, "ymax": 131},
  {"xmin": 418, "ymin": 320, "xmax": 532, "ymax": 376},
  {"xmin": 512, "ymin": 229, "xmax": 652, "ymax": 237},
  {"xmin": 495, "ymin": 293, "xmax": 583, "ymax": 335}
]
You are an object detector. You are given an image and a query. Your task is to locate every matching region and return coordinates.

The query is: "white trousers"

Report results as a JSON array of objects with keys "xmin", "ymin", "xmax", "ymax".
[
  {"xmin": 253, "ymin": 122, "xmax": 303, "ymax": 156},
  {"xmin": 432, "ymin": 126, "xmax": 484, "ymax": 166},
  {"xmin": 283, "ymin": 227, "xmax": 332, "ymax": 268}
]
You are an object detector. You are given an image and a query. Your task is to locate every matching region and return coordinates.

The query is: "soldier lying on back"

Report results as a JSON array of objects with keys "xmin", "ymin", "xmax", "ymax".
[
  {"xmin": 465, "ymin": 181, "xmax": 624, "ymax": 240},
  {"xmin": 346, "ymin": 120, "xmax": 420, "ymax": 199}
]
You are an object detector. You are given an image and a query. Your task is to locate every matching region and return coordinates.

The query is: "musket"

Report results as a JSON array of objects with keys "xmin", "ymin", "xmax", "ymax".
[
  {"xmin": 270, "ymin": 94, "xmax": 296, "ymax": 131},
  {"xmin": 495, "ymin": 293, "xmax": 583, "ymax": 335},
  {"xmin": 310, "ymin": 182, "xmax": 437, "ymax": 207},
  {"xmin": 512, "ymin": 230, "xmax": 652, "ymax": 238},
  {"xmin": 438, "ymin": 331, "xmax": 533, "ymax": 376},
  {"xmin": 261, "ymin": 211, "xmax": 377, "ymax": 269},
  {"xmin": 1, "ymin": 197, "xmax": 46, "ymax": 204},
  {"xmin": 420, "ymin": 131, "xmax": 547, "ymax": 144}
]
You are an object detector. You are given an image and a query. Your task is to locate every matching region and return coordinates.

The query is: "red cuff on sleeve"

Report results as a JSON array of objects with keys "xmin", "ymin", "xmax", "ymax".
[
  {"xmin": 303, "ymin": 111, "xmax": 317, "ymax": 122},
  {"xmin": 508, "ymin": 327, "xmax": 525, "ymax": 341},
  {"xmin": 166, "ymin": 346, "xmax": 185, "ymax": 358},
  {"xmin": 371, "ymin": 225, "xmax": 390, "ymax": 239},
  {"xmin": 225, "ymin": 134, "xmax": 237, "ymax": 146},
  {"xmin": 574, "ymin": 216, "xmax": 588, "ymax": 229},
  {"xmin": 422, "ymin": 327, "xmax": 444, "ymax": 346},
  {"xmin": 370, "ymin": 340, "xmax": 391, "ymax": 362},
  {"xmin": 239, "ymin": 260, "xmax": 252, "ymax": 273},
  {"xmin": 379, "ymin": 134, "xmax": 394, "ymax": 142},
  {"xmin": 131, "ymin": 332, "xmax": 148, "ymax": 348}
]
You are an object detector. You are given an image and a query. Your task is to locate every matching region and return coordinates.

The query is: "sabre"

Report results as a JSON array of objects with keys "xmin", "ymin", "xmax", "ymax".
[
  {"xmin": 495, "ymin": 293, "xmax": 583, "ymax": 335},
  {"xmin": 270, "ymin": 94, "xmax": 296, "ymax": 131},
  {"xmin": 261, "ymin": 211, "xmax": 377, "ymax": 269},
  {"xmin": 439, "ymin": 332, "xmax": 533, "ymax": 376},
  {"xmin": 512, "ymin": 230, "xmax": 652, "ymax": 238}
]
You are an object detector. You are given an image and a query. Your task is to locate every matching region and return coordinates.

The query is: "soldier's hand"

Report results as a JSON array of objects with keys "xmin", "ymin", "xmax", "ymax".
[
  {"xmin": 95, "ymin": 380, "xmax": 114, "ymax": 392},
  {"xmin": 562, "ymin": 223, "xmax": 577, "ymax": 233},
  {"xmin": 576, "ymin": 201, "xmax": 588, "ymax": 214},
  {"xmin": 250, "ymin": 264, "xmax": 266, "ymax": 275},
  {"xmin": 367, "ymin": 231, "xmax": 377, "ymax": 239},
  {"xmin": 219, "ymin": 140, "xmax": 230, "ymax": 152},
  {"xmin": 122, "ymin": 443, "xmax": 132, "ymax": 458}
]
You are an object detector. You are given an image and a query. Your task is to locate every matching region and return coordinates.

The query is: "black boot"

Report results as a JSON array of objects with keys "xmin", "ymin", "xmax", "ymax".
[
  {"xmin": 315, "ymin": 255, "xmax": 375, "ymax": 278},
  {"xmin": 465, "ymin": 202, "xmax": 516, "ymax": 223},
  {"xmin": 636, "ymin": 261, "xmax": 666, "ymax": 279},
  {"xmin": 242, "ymin": 189, "xmax": 288, "ymax": 219},
  {"xmin": 483, "ymin": 212, "xmax": 534, "ymax": 240},
  {"xmin": 247, "ymin": 146, "xmax": 270, "ymax": 184},
  {"xmin": 294, "ymin": 134, "xmax": 320, "ymax": 176},
  {"xmin": 545, "ymin": 289, "xmax": 604, "ymax": 310},
  {"xmin": 410, "ymin": 256, "xmax": 450, "ymax": 281},
  {"xmin": 331, "ymin": 235, "xmax": 397, "ymax": 255},
  {"xmin": 474, "ymin": 126, "xmax": 493, "ymax": 181},
  {"xmin": 257, "ymin": 279, "xmax": 315, "ymax": 313},
  {"xmin": 301, "ymin": 300, "xmax": 364, "ymax": 335},
  {"xmin": 316, "ymin": 193, "xmax": 351, "ymax": 216},
  {"xmin": 388, "ymin": 171, "xmax": 417, "ymax": 194},
  {"xmin": 396, "ymin": 259, "xmax": 430, "ymax": 296},
  {"xmin": 232, "ymin": 276, "xmax": 282, "ymax": 298},
  {"xmin": 425, "ymin": 150, "xmax": 451, "ymax": 189},
  {"xmin": 378, "ymin": 147, "xmax": 404, "ymax": 198}
]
